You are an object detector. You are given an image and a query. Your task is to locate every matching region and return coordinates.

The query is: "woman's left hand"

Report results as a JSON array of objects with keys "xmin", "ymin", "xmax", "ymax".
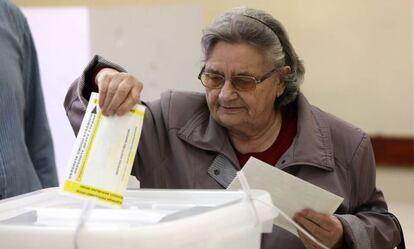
[{"xmin": 293, "ymin": 209, "xmax": 344, "ymax": 249}]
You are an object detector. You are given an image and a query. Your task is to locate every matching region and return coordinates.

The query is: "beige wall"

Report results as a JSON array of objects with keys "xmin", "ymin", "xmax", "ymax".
[{"xmin": 15, "ymin": 0, "xmax": 414, "ymax": 136}]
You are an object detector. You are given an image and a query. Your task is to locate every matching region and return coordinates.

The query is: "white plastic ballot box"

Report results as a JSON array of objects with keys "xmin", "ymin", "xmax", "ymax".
[{"xmin": 0, "ymin": 188, "xmax": 277, "ymax": 249}]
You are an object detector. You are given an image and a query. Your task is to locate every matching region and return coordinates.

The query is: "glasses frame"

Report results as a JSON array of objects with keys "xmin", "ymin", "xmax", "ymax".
[{"xmin": 197, "ymin": 65, "xmax": 279, "ymax": 91}]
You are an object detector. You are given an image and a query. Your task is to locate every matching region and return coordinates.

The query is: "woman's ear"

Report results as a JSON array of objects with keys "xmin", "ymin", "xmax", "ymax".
[
  {"xmin": 281, "ymin": 65, "xmax": 291, "ymax": 75},
  {"xmin": 275, "ymin": 66, "xmax": 290, "ymax": 97}
]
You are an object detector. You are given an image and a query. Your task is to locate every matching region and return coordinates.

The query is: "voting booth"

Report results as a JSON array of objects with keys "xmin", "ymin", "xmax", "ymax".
[{"xmin": 0, "ymin": 187, "xmax": 277, "ymax": 249}]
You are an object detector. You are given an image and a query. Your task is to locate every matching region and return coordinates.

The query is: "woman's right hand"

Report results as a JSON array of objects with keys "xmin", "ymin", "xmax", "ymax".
[{"xmin": 95, "ymin": 68, "xmax": 143, "ymax": 116}]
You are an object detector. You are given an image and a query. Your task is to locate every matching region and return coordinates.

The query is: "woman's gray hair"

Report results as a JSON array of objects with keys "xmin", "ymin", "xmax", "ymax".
[{"xmin": 201, "ymin": 7, "xmax": 305, "ymax": 108}]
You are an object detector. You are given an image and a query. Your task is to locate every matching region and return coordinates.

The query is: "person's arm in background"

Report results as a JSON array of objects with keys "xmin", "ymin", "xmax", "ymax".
[{"xmin": 20, "ymin": 10, "xmax": 58, "ymax": 187}]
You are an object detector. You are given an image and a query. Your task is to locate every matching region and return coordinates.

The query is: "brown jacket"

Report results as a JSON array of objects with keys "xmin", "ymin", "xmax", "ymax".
[{"xmin": 64, "ymin": 55, "xmax": 400, "ymax": 249}]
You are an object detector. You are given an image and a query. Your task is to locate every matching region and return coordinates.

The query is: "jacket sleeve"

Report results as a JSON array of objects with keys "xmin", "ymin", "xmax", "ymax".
[
  {"xmin": 133, "ymin": 94, "xmax": 170, "ymax": 187},
  {"xmin": 336, "ymin": 134, "xmax": 401, "ymax": 249},
  {"xmin": 64, "ymin": 55, "xmax": 126, "ymax": 135},
  {"xmin": 21, "ymin": 13, "xmax": 58, "ymax": 188}
]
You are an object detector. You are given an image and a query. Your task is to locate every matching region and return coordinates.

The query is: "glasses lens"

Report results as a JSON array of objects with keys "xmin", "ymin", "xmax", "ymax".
[
  {"xmin": 201, "ymin": 73, "xmax": 224, "ymax": 88},
  {"xmin": 232, "ymin": 76, "xmax": 256, "ymax": 91}
]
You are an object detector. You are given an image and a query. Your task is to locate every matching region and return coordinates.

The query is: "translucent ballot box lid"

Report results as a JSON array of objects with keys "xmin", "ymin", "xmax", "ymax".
[{"xmin": 0, "ymin": 187, "xmax": 277, "ymax": 249}]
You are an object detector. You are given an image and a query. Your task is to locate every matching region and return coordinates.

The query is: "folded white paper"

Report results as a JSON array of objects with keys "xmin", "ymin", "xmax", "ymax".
[
  {"xmin": 227, "ymin": 157, "xmax": 343, "ymax": 236},
  {"xmin": 62, "ymin": 92, "xmax": 145, "ymax": 207}
]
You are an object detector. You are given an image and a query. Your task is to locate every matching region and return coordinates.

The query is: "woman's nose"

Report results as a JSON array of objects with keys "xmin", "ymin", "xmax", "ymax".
[{"xmin": 218, "ymin": 79, "xmax": 237, "ymax": 100}]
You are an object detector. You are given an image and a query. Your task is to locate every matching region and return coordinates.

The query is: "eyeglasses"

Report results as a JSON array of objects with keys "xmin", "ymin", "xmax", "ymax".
[{"xmin": 198, "ymin": 66, "xmax": 278, "ymax": 91}]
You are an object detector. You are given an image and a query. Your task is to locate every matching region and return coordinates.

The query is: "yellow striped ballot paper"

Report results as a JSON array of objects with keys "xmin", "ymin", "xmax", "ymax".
[{"xmin": 62, "ymin": 92, "xmax": 145, "ymax": 207}]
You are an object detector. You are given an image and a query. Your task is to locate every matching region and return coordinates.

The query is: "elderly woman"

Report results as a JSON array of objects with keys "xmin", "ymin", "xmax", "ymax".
[{"xmin": 65, "ymin": 7, "xmax": 400, "ymax": 249}]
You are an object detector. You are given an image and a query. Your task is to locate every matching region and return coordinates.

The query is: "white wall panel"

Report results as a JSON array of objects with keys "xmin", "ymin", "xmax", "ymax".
[
  {"xmin": 89, "ymin": 3, "xmax": 204, "ymax": 101},
  {"xmin": 22, "ymin": 7, "xmax": 90, "ymax": 182}
]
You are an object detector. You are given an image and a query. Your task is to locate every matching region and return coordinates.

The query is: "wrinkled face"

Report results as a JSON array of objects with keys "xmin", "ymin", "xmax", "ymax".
[{"xmin": 205, "ymin": 41, "xmax": 285, "ymax": 132}]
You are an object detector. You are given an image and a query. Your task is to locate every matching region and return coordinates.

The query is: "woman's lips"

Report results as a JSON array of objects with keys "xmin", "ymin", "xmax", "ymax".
[{"xmin": 219, "ymin": 105, "xmax": 243, "ymax": 113}]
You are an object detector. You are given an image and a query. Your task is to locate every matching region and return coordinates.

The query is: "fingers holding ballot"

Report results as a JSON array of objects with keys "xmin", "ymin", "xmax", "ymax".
[
  {"xmin": 95, "ymin": 68, "xmax": 144, "ymax": 116},
  {"xmin": 293, "ymin": 209, "xmax": 344, "ymax": 249}
]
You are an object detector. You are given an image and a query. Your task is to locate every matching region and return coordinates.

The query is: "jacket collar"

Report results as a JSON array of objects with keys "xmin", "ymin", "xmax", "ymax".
[
  {"xmin": 279, "ymin": 93, "xmax": 335, "ymax": 171},
  {"xmin": 177, "ymin": 112, "xmax": 241, "ymax": 169},
  {"xmin": 177, "ymin": 93, "xmax": 335, "ymax": 171}
]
